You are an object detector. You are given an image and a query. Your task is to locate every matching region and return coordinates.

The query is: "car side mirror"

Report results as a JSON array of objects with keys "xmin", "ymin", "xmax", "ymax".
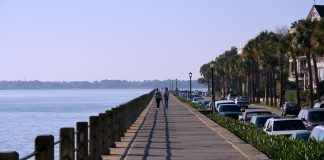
[{"xmin": 266, "ymin": 128, "xmax": 271, "ymax": 132}]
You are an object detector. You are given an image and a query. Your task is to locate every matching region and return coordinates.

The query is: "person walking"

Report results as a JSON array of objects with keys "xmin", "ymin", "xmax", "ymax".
[
  {"xmin": 154, "ymin": 88, "xmax": 162, "ymax": 109},
  {"xmin": 164, "ymin": 87, "xmax": 169, "ymax": 108}
]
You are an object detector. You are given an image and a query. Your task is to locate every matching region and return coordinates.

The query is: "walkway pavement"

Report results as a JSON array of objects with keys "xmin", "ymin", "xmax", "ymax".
[{"xmin": 104, "ymin": 95, "xmax": 268, "ymax": 160}]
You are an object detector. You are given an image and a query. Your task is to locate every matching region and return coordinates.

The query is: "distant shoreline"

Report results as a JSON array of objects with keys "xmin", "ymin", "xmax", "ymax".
[{"xmin": 0, "ymin": 80, "xmax": 206, "ymax": 90}]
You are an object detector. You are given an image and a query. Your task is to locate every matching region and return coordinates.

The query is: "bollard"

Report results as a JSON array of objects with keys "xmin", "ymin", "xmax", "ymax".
[
  {"xmin": 89, "ymin": 116, "xmax": 101, "ymax": 160},
  {"xmin": 99, "ymin": 113, "xmax": 110, "ymax": 155},
  {"xmin": 60, "ymin": 127, "xmax": 75, "ymax": 160},
  {"xmin": 77, "ymin": 122, "xmax": 88, "ymax": 160},
  {"xmin": 0, "ymin": 151, "xmax": 19, "ymax": 160},
  {"xmin": 35, "ymin": 135, "xmax": 54, "ymax": 160}
]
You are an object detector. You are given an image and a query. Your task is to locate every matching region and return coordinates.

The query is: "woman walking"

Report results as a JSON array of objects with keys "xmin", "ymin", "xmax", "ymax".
[
  {"xmin": 154, "ymin": 88, "xmax": 162, "ymax": 109},
  {"xmin": 164, "ymin": 87, "xmax": 169, "ymax": 108}
]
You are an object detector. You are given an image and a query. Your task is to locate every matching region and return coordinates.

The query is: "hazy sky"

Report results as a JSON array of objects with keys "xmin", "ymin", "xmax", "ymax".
[{"xmin": 0, "ymin": 0, "xmax": 321, "ymax": 81}]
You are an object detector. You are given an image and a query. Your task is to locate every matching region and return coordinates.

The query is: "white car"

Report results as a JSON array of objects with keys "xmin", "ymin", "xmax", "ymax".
[
  {"xmin": 192, "ymin": 97, "xmax": 204, "ymax": 104},
  {"xmin": 313, "ymin": 101, "xmax": 324, "ymax": 109},
  {"xmin": 215, "ymin": 100, "xmax": 235, "ymax": 112},
  {"xmin": 309, "ymin": 126, "xmax": 324, "ymax": 141},
  {"xmin": 263, "ymin": 118, "xmax": 307, "ymax": 137}
]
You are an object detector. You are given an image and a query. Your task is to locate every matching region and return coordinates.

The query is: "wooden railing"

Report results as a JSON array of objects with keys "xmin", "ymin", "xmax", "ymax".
[{"xmin": 0, "ymin": 90, "xmax": 154, "ymax": 160}]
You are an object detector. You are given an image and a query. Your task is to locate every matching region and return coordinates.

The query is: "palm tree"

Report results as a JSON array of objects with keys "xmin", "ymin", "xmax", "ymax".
[
  {"xmin": 199, "ymin": 63, "xmax": 212, "ymax": 92},
  {"xmin": 291, "ymin": 19, "xmax": 316, "ymax": 107},
  {"xmin": 277, "ymin": 30, "xmax": 290, "ymax": 107},
  {"xmin": 311, "ymin": 19, "xmax": 324, "ymax": 101}
]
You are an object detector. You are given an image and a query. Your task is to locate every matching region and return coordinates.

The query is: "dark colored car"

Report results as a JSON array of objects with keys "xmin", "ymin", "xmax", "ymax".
[
  {"xmin": 218, "ymin": 104, "xmax": 241, "ymax": 119},
  {"xmin": 239, "ymin": 109, "xmax": 272, "ymax": 123},
  {"xmin": 298, "ymin": 109, "xmax": 324, "ymax": 130},
  {"xmin": 235, "ymin": 96, "xmax": 249, "ymax": 109},
  {"xmin": 250, "ymin": 115, "xmax": 277, "ymax": 129},
  {"xmin": 281, "ymin": 102, "xmax": 300, "ymax": 116},
  {"xmin": 290, "ymin": 131, "xmax": 311, "ymax": 141}
]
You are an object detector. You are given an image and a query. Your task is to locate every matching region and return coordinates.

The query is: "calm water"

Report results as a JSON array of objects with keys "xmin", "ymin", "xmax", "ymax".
[{"xmin": 0, "ymin": 89, "xmax": 150, "ymax": 158}]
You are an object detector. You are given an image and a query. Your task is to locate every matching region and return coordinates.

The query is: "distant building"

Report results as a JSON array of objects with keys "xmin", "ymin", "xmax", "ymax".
[{"xmin": 288, "ymin": 4, "xmax": 324, "ymax": 92}]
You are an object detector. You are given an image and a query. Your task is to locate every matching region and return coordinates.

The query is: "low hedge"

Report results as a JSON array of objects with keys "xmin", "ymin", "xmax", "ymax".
[{"xmin": 177, "ymin": 96, "xmax": 324, "ymax": 160}]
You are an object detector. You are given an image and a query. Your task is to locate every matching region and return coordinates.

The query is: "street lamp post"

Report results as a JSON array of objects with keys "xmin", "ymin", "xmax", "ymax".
[
  {"xmin": 189, "ymin": 72, "xmax": 192, "ymax": 99},
  {"xmin": 175, "ymin": 79, "xmax": 178, "ymax": 96},
  {"xmin": 210, "ymin": 62, "xmax": 215, "ymax": 114}
]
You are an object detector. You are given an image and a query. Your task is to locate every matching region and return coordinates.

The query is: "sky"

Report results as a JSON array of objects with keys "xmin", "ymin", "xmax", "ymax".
[{"xmin": 0, "ymin": 0, "xmax": 322, "ymax": 81}]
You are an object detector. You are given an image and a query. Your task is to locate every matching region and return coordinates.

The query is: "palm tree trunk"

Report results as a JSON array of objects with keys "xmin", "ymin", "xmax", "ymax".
[
  {"xmin": 257, "ymin": 62, "xmax": 260, "ymax": 104},
  {"xmin": 253, "ymin": 61, "xmax": 256, "ymax": 103},
  {"xmin": 270, "ymin": 67, "xmax": 274, "ymax": 106},
  {"xmin": 312, "ymin": 54, "xmax": 320, "ymax": 101},
  {"xmin": 266, "ymin": 69, "xmax": 269, "ymax": 105},
  {"xmin": 306, "ymin": 52, "xmax": 314, "ymax": 107},
  {"xmin": 293, "ymin": 58, "xmax": 301, "ymax": 108},
  {"xmin": 279, "ymin": 56, "xmax": 284, "ymax": 108},
  {"xmin": 273, "ymin": 66, "xmax": 277, "ymax": 107},
  {"xmin": 248, "ymin": 66, "xmax": 252, "ymax": 103}
]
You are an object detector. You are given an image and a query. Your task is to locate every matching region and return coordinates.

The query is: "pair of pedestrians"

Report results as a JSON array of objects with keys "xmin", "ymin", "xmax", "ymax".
[{"xmin": 154, "ymin": 88, "xmax": 169, "ymax": 109}]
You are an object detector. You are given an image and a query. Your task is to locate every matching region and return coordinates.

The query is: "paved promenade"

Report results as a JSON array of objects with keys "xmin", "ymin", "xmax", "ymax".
[{"xmin": 104, "ymin": 95, "xmax": 268, "ymax": 160}]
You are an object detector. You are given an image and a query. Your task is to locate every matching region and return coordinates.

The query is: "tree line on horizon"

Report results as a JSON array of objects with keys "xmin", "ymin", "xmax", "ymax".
[
  {"xmin": 199, "ymin": 18, "xmax": 324, "ymax": 108},
  {"xmin": 0, "ymin": 79, "xmax": 206, "ymax": 90}
]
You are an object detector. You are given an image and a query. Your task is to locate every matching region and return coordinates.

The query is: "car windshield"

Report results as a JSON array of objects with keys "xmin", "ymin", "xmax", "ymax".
[
  {"xmin": 308, "ymin": 111, "xmax": 324, "ymax": 122},
  {"xmin": 246, "ymin": 112, "xmax": 271, "ymax": 120},
  {"xmin": 286, "ymin": 103, "xmax": 296, "ymax": 107},
  {"xmin": 273, "ymin": 120, "xmax": 306, "ymax": 131},
  {"xmin": 219, "ymin": 106, "xmax": 240, "ymax": 112},
  {"xmin": 255, "ymin": 117, "xmax": 272, "ymax": 128},
  {"xmin": 239, "ymin": 97, "xmax": 248, "ymax": 101}
]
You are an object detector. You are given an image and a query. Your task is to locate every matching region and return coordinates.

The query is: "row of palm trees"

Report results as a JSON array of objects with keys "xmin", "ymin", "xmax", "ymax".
[{"xmin": 199, "ymin": 18, "xmax": 324, "ymax": 107}]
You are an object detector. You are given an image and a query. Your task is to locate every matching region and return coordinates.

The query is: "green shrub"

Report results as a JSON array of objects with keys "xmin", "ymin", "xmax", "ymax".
[{"xmin": 177, "ymin": 96, "xmax": 324, "ymax": 160}]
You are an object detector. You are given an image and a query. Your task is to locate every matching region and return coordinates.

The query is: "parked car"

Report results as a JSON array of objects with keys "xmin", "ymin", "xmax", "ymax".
[
  {"xmin": 203, "ymin": 100, "xmax": 211, "ymax": 109},
  {"xmin": 190, "ymin": 94, "xmax": 201, "ymax": 100},
  {"xmin": 309, "ymin": 126, "xmax": 324, "ymax": 141},
  {"xmin": 298, "ymin": 108, "xmax": 324, "ymax": 130},
  {"xmin": 218, "ymin": 104, "xmax": 241, "ymax": 119},
  {"xmin": 239, "ymin": 109, "xmax": 272, "ymax": 123},
  {"xmin": 234, "ymin": 96, "xmax": 249, "ymax": 109},
  {"xmin": 281, "ymin": 102, "xmax": 300, "ymax": 116},
  {"xmin": 226, "ymin": 94, "xmax": 237, "ymax": 101},
  {"xmin": 250, "ymin": 115, "xmax": 278, "ymax": 129},
  {"xmin": 263, "ymin": 118, "xmax": 307, "ymax": 137},
  {"xmin": 313, "ymin": 101, "xmax": 324, "ymax": 109},
  {"xmin": 192, "ymin": 97, "xmax": 204, "ymax": 104},
  {"xmin": 215, "ymin": 100, "xmax": 235, "ymax": 112},
  {"xmin": 290, "ymin": 131, "xmax": 311, "ymax": 141}
]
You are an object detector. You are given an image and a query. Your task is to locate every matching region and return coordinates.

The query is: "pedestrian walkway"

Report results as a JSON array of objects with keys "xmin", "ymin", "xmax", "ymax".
[
  {"xmin": 103, "ymin": 96, "xmax": 268, "ymax": 160},
  {"xmin": 104, "ymin": 95, "xmax": 268, "ymax": 160}
]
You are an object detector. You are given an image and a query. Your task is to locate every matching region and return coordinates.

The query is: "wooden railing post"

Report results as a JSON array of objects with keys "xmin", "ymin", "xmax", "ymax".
[
  {"xmin": 111, "ymin": 108, "xmax": 119, "ymax": 143},
  {"xmin": 77, "ymin": 122, "xmax": 88, "ymax": 160},
  {"xmin": 35, "ymin": 135, "xmax": 54, "ymax": 160},
  {"xmin": 60, "ymin": 127, "xmax": 75, "ymax": 160},
  {"xmin": 99, "ymin": 113, "xmax": 110, "ymax": 155},
  {"xmin": 105, "ymin": 110, "xmax": 114, "ymax": 148},
  {"xmin": 89, "ymin": 116, "xmax": 101, "ymax": 160},
  {"xmin": 0, "ymin": 151, "xmax": 19, "ymax": 160}
]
